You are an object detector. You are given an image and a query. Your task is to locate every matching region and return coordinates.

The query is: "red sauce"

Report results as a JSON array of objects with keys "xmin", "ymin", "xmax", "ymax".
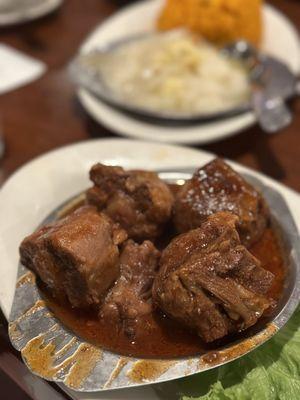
[
  {"xmin": 40, "ymin": 186, "xmax": 287, "ymax": 359},
  {"xmin": 250, "ymin": 228, "xmax": 285, "ymax": 301}
]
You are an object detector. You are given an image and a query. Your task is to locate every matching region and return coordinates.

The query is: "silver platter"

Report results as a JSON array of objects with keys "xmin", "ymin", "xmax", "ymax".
[
  {"xmin": 0, "ymin": 0, "xmax": 63, "ymax": 26},
  {"xmin": 8, "ymin": 171, "xmax": 300, "ymax": 392},
  {"xmin": 70, "ymin": 33, "xmax": 297, "ymax": 126}
]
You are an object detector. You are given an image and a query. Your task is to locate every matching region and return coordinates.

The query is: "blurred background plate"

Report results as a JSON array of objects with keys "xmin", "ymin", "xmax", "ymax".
[
  {"xmin": 0, "ymin": 0, "xmax": 63, "ymax": 26},
  {"xmin": 78, "ymin": 0, "xmax": 300, "ymax": 145}
]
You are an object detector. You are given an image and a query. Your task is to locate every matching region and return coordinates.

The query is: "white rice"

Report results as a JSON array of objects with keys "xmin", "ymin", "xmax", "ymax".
[{"xmin": 96, "ymin": 30, "xmax": 251, "ymax": 116}]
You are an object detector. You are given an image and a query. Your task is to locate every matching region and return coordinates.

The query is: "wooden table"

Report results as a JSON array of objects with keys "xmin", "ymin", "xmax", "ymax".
[
  {"xmin": 0, "ymin": 0, "xmax": 299, "ymax": 398},
  {"xmin": 0, "ymin": 0, "xmax": 300, "ymax": 190}
]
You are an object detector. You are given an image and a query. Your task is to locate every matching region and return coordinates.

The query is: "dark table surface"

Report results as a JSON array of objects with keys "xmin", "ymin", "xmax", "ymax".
[
  {"xmin": 0, "ymin": 0, "xmax": 299, "ymax": 398},
  {"xmin": 0, "ymin": 0, "xmax": 300, "ymax": 190}
]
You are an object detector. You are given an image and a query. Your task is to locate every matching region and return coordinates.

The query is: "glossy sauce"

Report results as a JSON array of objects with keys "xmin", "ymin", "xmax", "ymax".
[{"xmin": 40, "ymin": 185, "xmax": 287, "ymax": 359}]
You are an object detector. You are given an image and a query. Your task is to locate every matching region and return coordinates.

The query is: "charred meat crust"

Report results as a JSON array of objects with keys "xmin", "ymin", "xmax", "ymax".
[{"xmin": 173, "ymin": 158, "xmax": 269, "ymax": 247}]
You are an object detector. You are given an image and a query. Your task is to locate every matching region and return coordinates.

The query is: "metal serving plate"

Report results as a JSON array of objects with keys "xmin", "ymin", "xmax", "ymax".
[
  {"xmin": 70, "ymin": 33, "xmax": 297, "ymax": 127},
  {"xmin": 8, "ymin": 171, "xmax": 300, "ymax": 392},
  {"xmin": 70, "ymin": 32, "xmax": 251, "ymax": 125}
]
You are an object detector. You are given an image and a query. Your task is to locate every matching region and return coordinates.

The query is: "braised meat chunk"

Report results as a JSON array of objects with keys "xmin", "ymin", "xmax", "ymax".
[
  {"xmin": 20, "ymin": 206, "xmax": 127, "ymax": 309},
  {"xmin": 173, "ymin": 158, "xmax": 269, "ymax": 247},
  {"xmin": 87, "ymin": 164, "xmax": 174, "ymax": 240},
  {"xmin": 100, "ymin": 240, "xmax": 160, "ymax": 339},
  {"xmin": 153, "ymin": 212, "xmax": 274, "ymax": 343}
]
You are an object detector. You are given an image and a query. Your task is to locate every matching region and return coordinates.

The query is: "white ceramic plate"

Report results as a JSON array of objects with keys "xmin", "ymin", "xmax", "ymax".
[
  {"xmin": 0, "ymin": 138, "xmax": 300, "ymax": 400},
  {"xmin": 0, "ymin": 0, "xmax": 63, "ymax": 26},
  {"xmin": 78, "ymin": 0, "xmax": 300, "ymax": 145}
]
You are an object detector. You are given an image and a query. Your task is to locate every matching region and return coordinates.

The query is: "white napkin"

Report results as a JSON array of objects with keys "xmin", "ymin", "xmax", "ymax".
[{"xmin": 0, "ymin": 43, "xmax": 46, "ymax": 94}]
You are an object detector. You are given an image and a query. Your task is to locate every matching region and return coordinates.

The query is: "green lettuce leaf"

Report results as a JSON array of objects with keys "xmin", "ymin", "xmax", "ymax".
[{"xmin": 179, "ymin": 307, "xmax": 300, "ymax": 400}]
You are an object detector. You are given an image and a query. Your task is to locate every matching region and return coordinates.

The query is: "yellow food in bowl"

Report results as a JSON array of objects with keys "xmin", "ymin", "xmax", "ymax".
[{"xmin": 157, "ymin": 0, "xmax": 262, "ymax": 46}]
